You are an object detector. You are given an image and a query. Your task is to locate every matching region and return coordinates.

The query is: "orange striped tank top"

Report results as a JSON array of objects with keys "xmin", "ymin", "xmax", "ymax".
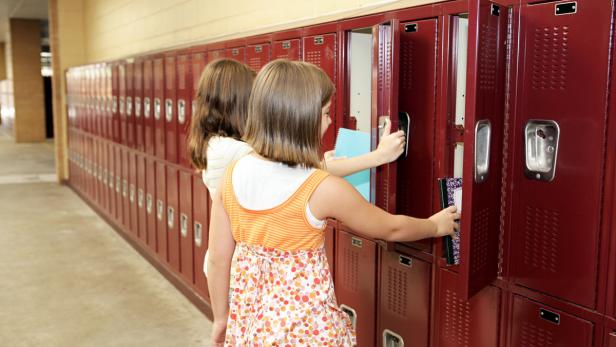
[{"xmin": 222, "ymin": 160, "xmax": 330, "ymax": 251}]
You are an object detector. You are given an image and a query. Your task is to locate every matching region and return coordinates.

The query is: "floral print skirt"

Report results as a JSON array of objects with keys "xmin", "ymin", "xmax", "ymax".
[{"xmin": 225, "ymin": 243, "xmax": 356, "ymax": 346}]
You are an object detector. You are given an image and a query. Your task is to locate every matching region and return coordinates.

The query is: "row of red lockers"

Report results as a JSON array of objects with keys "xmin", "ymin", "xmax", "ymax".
[{"xmin": 65, "ymin": 0, "xmax": 616, "ymax": 345}]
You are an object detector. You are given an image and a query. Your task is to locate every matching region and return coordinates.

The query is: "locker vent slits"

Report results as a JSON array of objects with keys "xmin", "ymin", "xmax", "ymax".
[
  {"xmin": 400, "ymin": 39, "xmax": 414, "ymax": 91},
  {"xmin": 478, "ymin": 23, "xmax": 498, "ymax": 91},
  {"xmin": 470, "ymin": 207, "xmax": 490, "ymax": 275},
  {"xmin": 443, "ymin": 288, "xmax": 471, "ymax": 347},
  {"xmin": 523, "ymin": 205, "xmax": 560, "ymax": 273},
  {"xmin": 531, "ymin": 26, "xmax": 569, "ymax": 91},
  {"xmin": 342, "ymin": 247, "xmax": 359, "ymax": 293},
  {"xmin": 520, "ymin": 321, "xmax": 554, "ymax": 346},
  {"xmin": 386, "ymin": 266, "xmax": 408, "ymax": 317},
  {"xmin": 305, "ymin": 51, "xmax": 322, "ymax": 68}
]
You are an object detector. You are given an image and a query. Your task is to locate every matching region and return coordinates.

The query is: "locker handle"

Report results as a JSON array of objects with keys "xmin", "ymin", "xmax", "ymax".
[
  {"xmin": 119, "ymin": 96, "xmax": 125, "ymax": 115},
  {"xmin": 180, "ymin": 214, "xmax": 188, "ymax": 237},
  {"xmin": 135, "ymin": 97, "xmax": 141, "ymax": 118},
  {"xmin": 474, "ymin": 120, "xmax": 491, "ymax": 183},
  {"xmin": 178, "ymin": 99, "xmax": 186, "ymax": 124},
  {"xmin": 146, "ymin": 194, "xmax": 153, "ymax": 214},
  {"xmin": 144, "ymin": 97, "xmax": 151, "ymax": 119},
  {"xmin": 103, "ymin": 170, "xmax": 108, "ymax": 184},
  {"xmin": 112, "ymin": 96, "xmax": 118, "ymax": 113},
  {"xmin": 116, "ymin": 177, "xmax": 121, "ymax": 193},
  {"xmin": 154, "ymin": 98, "xmax": 161, "ymax": 120},
  {"xmin": 137, "ymin": 189, "xmax": 144, "ymax": 208},
  {"xmin": 383, "ymin": 329, "xmax": 404, "ymax": 347},
  {"xmin": 339, "ymin": 304, "xmax": 357, "ymax": 329},
  {"xmin": 167, "ymin": 207, "xmax": 175, "ymax": 228},
  {"xmin": 126, "ymin": 96, "xmax": 133, "ymax": 116},
  {"xmin": 194, "ymin": 222, "xmax": 203, "ymax": 247},
  {"xmin": 524, "ymin": 119, "xmax": 560, "ymax": 182},
  {"xmin": 539, "ymin": 308, "xmax": 560, "ymax": 325},
  {"xmin": 165, "ymin": 98, "xmax": 174, "ymax": 122},
  {"xmin": 157, "ymin": 200, "xmax": 164, "ymax": 220},
  {"xmin": 122, "ymin": 180, "xmax": 128, "ymax": 197},
  {"xmin": 129, "ymin": 185, "xmax": 135, "ymax": 203},
  {"xmin": 109, "ymin": 173, "xmax": 114, "ymax": 189}
]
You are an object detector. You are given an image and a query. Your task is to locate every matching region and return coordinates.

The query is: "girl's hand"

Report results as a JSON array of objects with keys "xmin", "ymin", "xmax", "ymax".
[
  {"xmin": 428, "ymin": 206, "xmax": 460, "ymax": 238},
  {"xmin": 211, "ymin": 320, "xmax": 227, "ymax": 347},
  {"xmin": 376, "ymin": 120, "xmax": 405, "ymax": 165}
]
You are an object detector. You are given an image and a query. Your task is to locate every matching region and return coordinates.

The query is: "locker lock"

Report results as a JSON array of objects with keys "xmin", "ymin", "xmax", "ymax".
[
  {"xmin": 157, "ymin": 200, "xmax": 164, "ymax": 220},
  {"xmin": 165, "ymin": 98, "xmax": 174, "ymax": 122},
  {"xmin": 178, "ymin": 100, "xmax": 186, "ymax": 124},
  {"xmin": 194, "ymin": 222, "xmax": 203, "ymax": 247},
  {"xmin": 167, "ymin": 207, "xmax": 175, "ymax": 228},
  {"xmin": 135, "ymin": 97, "xmax": 141, "ymax": 118},
  {"xmin": 180, "ymin": 214, "xmax": 188, "ymax": 237}
]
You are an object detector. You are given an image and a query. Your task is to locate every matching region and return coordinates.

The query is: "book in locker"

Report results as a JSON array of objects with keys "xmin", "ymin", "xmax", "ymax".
[{"xmin": 438, "ymin": 177, "xmax": 462, "ymax": 265}]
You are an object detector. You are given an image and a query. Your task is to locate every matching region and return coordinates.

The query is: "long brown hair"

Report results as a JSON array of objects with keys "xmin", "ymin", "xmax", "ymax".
[
  {"xmin": 244, "ymin": 60, "xmax": 334, "ymax": 168},
  {"xmin": 187, "ymin": 59, "xmax": 255, "ymax": 170}
]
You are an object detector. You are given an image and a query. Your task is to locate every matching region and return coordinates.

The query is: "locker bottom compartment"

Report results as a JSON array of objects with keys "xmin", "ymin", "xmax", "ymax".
[
  {"xmin": 605, "ymin": 318, "xmax": 616, "ymax": 347},
  {"xmin": 192, "ymin": 174, "xmax": 210, "ymax": 301},
  {"xmin": 155, "ymin": 162, "xmax": 167, "ymax": 262},
  {"xmin": 179, "ymin": 171, "xmax": 194, "ymax": 285}
]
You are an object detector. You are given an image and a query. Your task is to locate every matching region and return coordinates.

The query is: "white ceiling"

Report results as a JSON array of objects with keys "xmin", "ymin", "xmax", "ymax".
[{"xmin": 0, "ymin": 0, "xmax": 49, "ymax": 42}]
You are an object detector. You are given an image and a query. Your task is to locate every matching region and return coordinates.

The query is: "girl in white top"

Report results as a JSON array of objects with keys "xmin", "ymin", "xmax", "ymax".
[{"xmin": 188, "ymin": 59, "xmax": 407, "ymax": 275}]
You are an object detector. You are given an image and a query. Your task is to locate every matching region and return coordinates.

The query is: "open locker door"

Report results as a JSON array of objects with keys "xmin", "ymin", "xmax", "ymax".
[
  {"xmin": 371, "ymin": 21, "xmax": 400, "ymax": 214},
  {"xmin": 459, "ymin": 0, "xmax": 507, "ymax": 299}
]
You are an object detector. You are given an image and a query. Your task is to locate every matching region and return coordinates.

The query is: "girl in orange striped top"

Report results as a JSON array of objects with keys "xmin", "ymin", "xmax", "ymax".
[{"xmin": 207, "ymin": 60, "xmax": 459, "ymax": 346}]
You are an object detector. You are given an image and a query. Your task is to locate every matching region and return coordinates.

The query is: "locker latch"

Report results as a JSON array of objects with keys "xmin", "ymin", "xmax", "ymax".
[
  {"xmin": 383, "ymin": 329, "xmax": 404, "ymax": 347},
  {"xmin": 524, "ymin": 120, "xmax": 560, "ymax": 182},
  {"xmin": 314, "ymin": 36, "xmax": 324, "ymax": 45},
  {"xmin": 404, "ymin": 23, "xmax": 418, "ymax": 32},
  {"xmin": 555, "ymin": 2, "xmax": 577, "ymax": 16},
  {"xmin": 539, "ymin": 308, "xmax": 560, "ymax": 325},
  {"xmin": 180, "ymin": 214, "xmax": 188, "ymax": 237},
  {"xmin": 491, "ymin": 4, "xmax": 500, "ymax": 16},
  {"xmin": 194, "ymin": 222, "xmax": 203, "ymax": 247}
]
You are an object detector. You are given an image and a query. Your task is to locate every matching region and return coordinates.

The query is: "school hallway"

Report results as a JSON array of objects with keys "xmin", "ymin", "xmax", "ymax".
[{"xmin": 0, "ymin": 129, "xmax": 212, "ymax": 346}]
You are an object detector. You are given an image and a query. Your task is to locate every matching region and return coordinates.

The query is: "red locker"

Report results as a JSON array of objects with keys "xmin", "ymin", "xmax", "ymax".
[
  {"xmin": 137, "ymin": 154, "xmax": 147, "ymax": 244},
  {"xmin": 119, "ymin": 62, "xmax": 127, "ymax": 144},
  {"xmin": 167, "ymin": 166, "xmax": 180, "ymax": 271},
  {"xmin": 303, "ymin": 30, "xmax": 337, "ymax": 151},
  {"xmin": 125, "ymin": 61, "xmax": 135, "ymax": 148},
  {"xmin": 146, "ymin": 158, "xmax": 157, "ymax": 252},
  {"xmin": 177, "ymin": 52, "xmax": 192, "ymax": 168},
  {"xmin": 179, "ymin": 170, "xmax": 194, "ymax": 285},
  {"xmin": 112, "ymin": 63, "xmax": 120, "ymax": 142},
  {"xmin": 134, "ymin": 59, "xmax": 144, "ymax": 152},
  {"xmin": 84, "ymin": 68, "xmax": 92, "ymax": 134},
  {"xmin": 122, "ymin": 147, "xmax": 130, "ymax": 231},
  {"xmin": 377, "ymin": 250, "xmax": 431, "ymax": 347},
  {"xmin": 507, "ymin": 0, "xmax": 611, "ymax": 308},
  {"xmin": 436, "ymin": 268, "xmax": 500, "ymax": 347},
  {"xmin": 129, "ymin": 151, "xmax": 138, "ymax": 238},
  {"xmin": 607, "ymin": 319, "xmax": 616, "ymax": 347},
  {"xmin": 191, "ymin": 49, "xmax": 207, "ymax": 128},
  {"xmin": 108, "ymin": 142, "xmax": 116, "ymax": 217},
  {"xmin": 143, "ymin": 58, "xmax": 155, "ymax": 155},
  {"xmin": 226, "ymin": 43, "xmax": 246, "ymax": 63},
  {"xmin": 114, "ymin": 145, "xmax": 123, "ymax": 225},
  {"xmin": 96, "ymin": 64, "xmax": 104, "ymax": 137},
  {"xmin": 105, "ymin": 64, "xmax": 113, "ymax": 140},
  {"xmin": 154, "ymin": 56, "xmax": 166, "ymax": 159},
  {"xmin": 207, "ymin": 48, "xmax": 225, "ymax": 62},
  {"xmin": 246, "ymin": 42, "xmax": 271, "ymax": 72},
  {"xmin": 272, "ymin": 38, "xmax": 301, "ymax": 60},
  {"xmin": 96, "ymin": 139, "xmax": 104, "ymax": 207},
  {"xmin": 335, "ymin": 227, "xmax": 377, "ymax": 347},
  {"xmin": 192, "ymin": 174, "xmax": 210, "ymax": 301},
  {"xmin": 156, "ymin": 161, "xmax": 167, "ymax": 261},
  {"xmin": 510, "ymin": 295, "xmax": 593, "ymax": 347},
  {"xmin": 164, "ymin": 53, "xmax": 178, "ymax": 163}
]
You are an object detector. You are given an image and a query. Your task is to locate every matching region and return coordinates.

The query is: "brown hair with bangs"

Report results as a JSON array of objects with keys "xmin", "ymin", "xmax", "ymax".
[
  {"xmin": 243, "ymin": 60, "xmax": 334, "ymax": 168},
  {"xmin": 187, "ymin": 59, "xmax": 256, "ymax": 170}
]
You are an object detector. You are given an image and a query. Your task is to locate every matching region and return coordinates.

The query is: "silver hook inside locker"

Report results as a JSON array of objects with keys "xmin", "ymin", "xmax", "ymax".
[{"xmin": 524, "ymin": 119, "xmax": 560, "ymax": 181}]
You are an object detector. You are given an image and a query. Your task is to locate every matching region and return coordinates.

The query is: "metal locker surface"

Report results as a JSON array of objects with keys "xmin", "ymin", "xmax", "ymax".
[
  {"xmin": 143, "ymin": 58, "xmax": 155, "ymax": 155},
  {"xmin": 207, "ymin": 49, "xmax": 225, "ymax": 62},
  {"xmin": 114, "ymin": 145, "xmax": 123, "ymax": 225},
  {"xmin": 119, "ymin": 63, "xmax": 127, "ymax": 145},
  {"xmin": 458, "ymin": 0, "xmax": 507, "ymax": 299},
  {"xmin": 608, "ymin": 324, "xmax": 616, "ymax": 347},
  {"xmin": 179, "ymin": 170, "xmax": 194, "ymax": 285},
  {"xmin": 153, "ymin": 57, "xmax": 166, "ymax": 160},
  {"xmin": 134, "ymin": 59, "xmax": 144, "ymax": 152},
  {"xmin": 164, "ymin": 54, "xmax": 178, "ymax": 163},
  {"xmin": 303, "ymin": 32, "xmax": 337, "ymax": 151},
  {"xmin": 272, "ymin": 39, "xmax": 300, "ymax": 61},
  {"xmin": 192, "ymin": 174, "xmax": 210, "ymax": 301},
  {"xmin": 436, "ymin": 268, "xmax": 500, "ymax": 347},
  {"xmin": 510, "ymin": 295, "xmax": 593, "ymax": 347},
  {"xmin": 246, "ymin": 43, "xmax": 271, "ymax": 72},
  {"xmin": 508, "ymin": 0, "xmax": 611, "ymax": 309},
  {"xmin": 396, "ymin": 18, "xmax": 438, "ymax": 253},
  {"xmin": 177, "ymin": 53, "xmax": 192, "ymax": 168},
  {"xmin": 137, "ymin": 154, "xmax": 147, "ymax": 244},
  {"xmin": 108, "ymin": 142, "xmax": 116, "ymax": 217},
  {"xmin": 226, "ymin": 46, "xmax": 246, "ymax": 63},
  {"xmin": 105, "ymin": 64, "xmax": 113, "ymax": 140},
  {"xmin": 129, "ymin": 151, "xmax": 138, "ymax": 238},
  {"xmin": 97, "ymin": 64, "xmax": 105, "ymax": 138},
  {"xmin": 125, "ymin": 61, "xmax": 135, "ymax": 148},
  {"xmin": 156, "ymin": 161, "xmax": 167, "ymax": 261},
  {"xmin": 146, "ymin": 158, "xmax": 157, "ymax": 253},
  {"xmin": 96, "ymin": 139, "xmax": 103, "ymax": 207},
  {"xmin": 112, "ymin": 63, "xmax": 120, "ymax": 142},
  {"xmin": 122, "ymin": 147, "xmax": 130, "ymax": 231},
  {"xmin": 166, "ymin": 166, "xmax": 180, "ymax": 272},
  {"xmin": 377, "ymin": 249, "xmax": 431, "ymax": 347},
  {"xmin": 335, "ymin": 228, "xmax": 377, "ymax": 347}
]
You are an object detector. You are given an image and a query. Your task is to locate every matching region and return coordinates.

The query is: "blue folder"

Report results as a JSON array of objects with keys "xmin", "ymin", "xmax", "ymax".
[{"xmin": 334, "ymin": 128, "xmax": 371, "ymax": 201}]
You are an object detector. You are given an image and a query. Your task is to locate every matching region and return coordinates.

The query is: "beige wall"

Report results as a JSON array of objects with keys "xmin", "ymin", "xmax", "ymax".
[
  {"xmin": 83, "ymin": 0, "xmax": 443, "ymax": 62},
  {"xmin": 50, "ymin": 0, "xmax": 87, "ymax": 181},
  {"xmin": 0, "ymin": 43, "xmax": 6, "ymax": 80},
  {"xmin": 9, "ymin": 19, "xmax": 46, "ymax": 143}
]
